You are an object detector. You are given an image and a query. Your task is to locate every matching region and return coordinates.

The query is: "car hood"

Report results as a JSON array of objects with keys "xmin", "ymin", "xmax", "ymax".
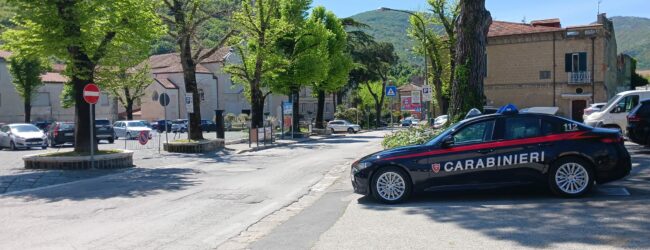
[
  {"xmin": 128, "ymin": 127, "xmax": 152, "ymax": 131},
  {"xmin": 361, "ymin": 144, "xmax": 428, "ymax": 162},
  {"xmin": 14, "ymin": 132, "xmax": 45, "ymax": 138}
]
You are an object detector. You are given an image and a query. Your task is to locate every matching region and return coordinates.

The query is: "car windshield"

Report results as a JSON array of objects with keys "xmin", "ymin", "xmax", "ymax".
[
  {"xmin": 126, "ymin": 121, "xmax": 146, "ymax": 127},
  {"xmin": 603, "ymin": 94, "xmax": 623, "ymax": 111},
  {"xmin": 11, "ymin": 124, "xmax": 41, "ymax": 133}
]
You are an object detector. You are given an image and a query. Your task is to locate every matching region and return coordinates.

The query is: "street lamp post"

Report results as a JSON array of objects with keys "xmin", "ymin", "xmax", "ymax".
[{"xmin": 380, "ymin": 7, "xmax": 431, "ymax": 122}]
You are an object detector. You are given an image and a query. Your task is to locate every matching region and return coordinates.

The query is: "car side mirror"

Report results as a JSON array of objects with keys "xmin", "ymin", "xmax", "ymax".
[{"xmin": 441, "ymin": 135, "xmax": 454, "ymax": 148}]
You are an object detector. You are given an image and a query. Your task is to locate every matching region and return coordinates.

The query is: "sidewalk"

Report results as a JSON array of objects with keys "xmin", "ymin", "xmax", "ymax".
[{"xmin": 228, "ymin": 134, "xmax": 345, "ymax": 154}]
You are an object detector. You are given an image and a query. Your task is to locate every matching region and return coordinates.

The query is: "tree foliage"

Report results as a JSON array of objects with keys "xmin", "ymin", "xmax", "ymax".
[
  {"xmin": 2, "ymin": 0, "xmax": 163, "ymax": 153},
  {"xmin": 7, "ymin": 53, "xmax": 49, "ymax": 123},
  {"xmin": 225, "ymin": 0, "xmax": 288, "ymax": 128},
  {"xmin": 96, "ymin": 63, "xmax": 152, "ymax": 121},
  {"xmin": 160, "ymin": 0, "xmax": 237, "ymax": 140}
]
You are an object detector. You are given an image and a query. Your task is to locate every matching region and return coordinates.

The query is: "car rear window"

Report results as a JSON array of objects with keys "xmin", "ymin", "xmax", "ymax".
[
  {"xmin": 96, "ymin": 120, "xmax": 110, "ymax": 125},
  {"xmin": 59, "ymin": 123, "xmax": 74, "ymax": 130}
]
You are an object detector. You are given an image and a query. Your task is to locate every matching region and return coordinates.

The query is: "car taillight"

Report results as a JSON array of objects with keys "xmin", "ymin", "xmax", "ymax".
[{"xmin": 628, "ymin": 114, "xmax": 641, "ymax": 122}]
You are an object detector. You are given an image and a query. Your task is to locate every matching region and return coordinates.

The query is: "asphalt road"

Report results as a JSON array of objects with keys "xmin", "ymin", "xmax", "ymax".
[
  {"xmin": 250, "ymin": 142, "xmax": 650, "ymax": 250},
  {"xmin": 0, "ymin": 131, "xmax": 386, "ymax": 249}
]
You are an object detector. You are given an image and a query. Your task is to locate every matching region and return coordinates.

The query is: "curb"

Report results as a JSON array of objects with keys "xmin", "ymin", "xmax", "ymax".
[{"xmin": 234, "ymin": 135, "xmax": 344, "ymax": 154}]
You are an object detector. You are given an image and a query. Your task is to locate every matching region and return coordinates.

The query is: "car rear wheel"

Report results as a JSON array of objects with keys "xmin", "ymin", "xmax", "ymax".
[
  {"xmin": 347, "ymin": 127, "xmax": 355, "ymax": 134},
  {"xmin": 371, "ymin": 167, "xmax": 411, "ymax": 204},
  {"xmin": 548, "ymin": 157, "xmax": 594, "ymax": 197}
]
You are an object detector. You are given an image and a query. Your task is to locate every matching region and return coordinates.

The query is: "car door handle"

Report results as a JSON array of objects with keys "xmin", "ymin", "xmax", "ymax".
[{"xmin": 477, "ymin": 149, "xmax": 494, "ymax": 154}]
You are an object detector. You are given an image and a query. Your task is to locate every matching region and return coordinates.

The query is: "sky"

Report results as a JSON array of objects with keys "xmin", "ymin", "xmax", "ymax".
[{"xmin": 311, "ymin": 0, "xmax": 650, "ymax": 26}]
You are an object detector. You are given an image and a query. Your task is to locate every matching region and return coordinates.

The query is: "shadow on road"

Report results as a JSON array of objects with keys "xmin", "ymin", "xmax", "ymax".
[
  {"xmin": 4, "ymin": 168, "xmax": 201, "ymax": 202},
  {"xmin": 357, "ymin": 177, "xmax": 650, "ymax": 248}
]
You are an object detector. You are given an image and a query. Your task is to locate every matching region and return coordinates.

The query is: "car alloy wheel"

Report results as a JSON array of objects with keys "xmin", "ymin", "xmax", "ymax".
[
  {"xmin": 371, "ymin": 167, "xmax": 411, "ymax": 203},
  {"xmin": 555, "ymin": 163, "xmax": 589, "ymax": 194},
  {"xmin": 549, "ymin": 157, "xmax": 594, "ymax": 197}
]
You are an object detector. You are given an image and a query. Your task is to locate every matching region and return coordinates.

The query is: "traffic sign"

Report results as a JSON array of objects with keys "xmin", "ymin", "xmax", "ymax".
[
  {"xmin": 185, "ymin": 93, "xmax": 194, "ymax": 114},
  {"xmin": 83, "ymin": 83, "xmax": 100, "ymax": 104},
  {"xmin": 422, "ymin": 86, "xmax": 433, "ymax": 102},
  {"xmin": 159, "ymin": 93, "xmax": 170, "ymax": 107},
  {"xmin": 385, "ymin": 86, "xmax": 397, "ymax": 97},
  {"xmin": 138, "ymin": 131, "xmax": 149, "ymax": 145}
]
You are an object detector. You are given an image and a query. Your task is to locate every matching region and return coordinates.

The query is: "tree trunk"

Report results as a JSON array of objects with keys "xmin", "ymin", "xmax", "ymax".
[
  {"xmin": 178, "ymin": 34, "xmax": 204, "ymax": 140},
  {"xmin": 71, "ymin": 52, "xmax": 96, "ymax": 153},
  {"xmin": 376, "ymin": 80, "xmax": 387, "ymax": 127},
  {"xmin": 250, "ymin": 87, "xmax": 265, "ymax": 128},
  {"xmin": 315, "ymin": 90, "xmax": 325, "ymax": 129},
  {"xmin": 332, "ymin": 93, "xmax": 336, "ymax": 117},
  {"xmin": 24, "ymin": 100, "xmax": 31, "ymax": 123},
  {"xmin": 126, "ymin": 99, "xmax": 134, "ymax": 121},
  {"xmin": 449, "ymin": 0, "xmax": 491, "ymax": 121},
  {"xmin": 336, "ymin": 90, "xmax": 343, "ymax": 106},
  {"xmin": 291, "ymin": 89, "xmax": 300, "ymax": 134}
]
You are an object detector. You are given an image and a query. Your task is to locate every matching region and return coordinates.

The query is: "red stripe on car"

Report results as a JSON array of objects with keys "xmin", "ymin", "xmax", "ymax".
[{"xmin": 382, "ymin": 131, "xmax": 598, "ymax": 161}]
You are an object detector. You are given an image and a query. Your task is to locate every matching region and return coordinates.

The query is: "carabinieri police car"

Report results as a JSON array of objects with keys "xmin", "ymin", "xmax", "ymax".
[{"xmin": 351, "ymin": 105, "xmax": 631, "ymax": 203}]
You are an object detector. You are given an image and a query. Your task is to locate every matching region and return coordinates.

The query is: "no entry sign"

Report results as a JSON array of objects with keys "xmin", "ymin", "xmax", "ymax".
[{"xmin": 83, "ymin": 84, "xmax": 100, "ymax": 104}]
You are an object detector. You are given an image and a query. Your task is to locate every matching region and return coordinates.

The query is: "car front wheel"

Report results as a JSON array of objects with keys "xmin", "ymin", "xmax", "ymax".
[
  {"xmin": 371, "ymin": 167, "xmax": 411, "ymax": 204},
  {"xmin": 548, "ymin": 157, "xmax": 594, "ymax": 197}
]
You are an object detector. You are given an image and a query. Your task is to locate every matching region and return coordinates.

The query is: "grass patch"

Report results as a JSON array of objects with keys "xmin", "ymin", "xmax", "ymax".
[{"xmin": 40, "ymin": 149, "xmax": 124, "ymax": 157}]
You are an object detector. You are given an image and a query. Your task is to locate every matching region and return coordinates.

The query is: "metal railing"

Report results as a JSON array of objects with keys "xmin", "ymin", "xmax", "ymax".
[{"xmin": 568, "ymin": 71, "xmax": 591, "ymax": 84}]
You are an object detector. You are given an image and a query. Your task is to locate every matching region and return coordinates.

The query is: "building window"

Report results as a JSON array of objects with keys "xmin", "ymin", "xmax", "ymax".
[
  {"xmin": 565, "ymin": 52, "xmax": 587, "ymax": 72},
  {"xmin": 539, "ymin": 71, "xmax": 551, "ymax": 79},
  {"xmin": 566, "ymin": 31, "xmax": 580, "ymax": 37},
  {"xmin": 100, "ymin": 93, "xmax": 109, "ymax": 106},
  {"xmin": 31, "ymin": 92, "xmax": 50, "ymax": 107},
  {"xmin": 199, "ymin": 89, "xmax": 205, "ymax": 101}
]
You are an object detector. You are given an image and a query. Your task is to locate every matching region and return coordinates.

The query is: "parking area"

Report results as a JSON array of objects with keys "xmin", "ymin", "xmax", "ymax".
[{"xmin": 0, "ymin": 131, "xmax": 247, "ymax": 194}]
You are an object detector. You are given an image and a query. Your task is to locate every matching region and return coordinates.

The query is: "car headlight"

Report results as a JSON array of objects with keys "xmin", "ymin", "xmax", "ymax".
[{"xmin": 352, "ymin": 161, "xmax": 372, "ymax": 174}]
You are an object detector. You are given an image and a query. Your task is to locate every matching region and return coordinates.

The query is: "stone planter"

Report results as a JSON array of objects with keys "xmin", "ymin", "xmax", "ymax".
[
  {"xmin": 163, "ymin": 139, "xmax": 224, "ymax": 153},
  {"xmin": 23, "ymin": 150, "xmax": 134, "ymax": 170},
  {"xmin": 311, "ymin": 128, "xmax": 332, "ymax": 135}
]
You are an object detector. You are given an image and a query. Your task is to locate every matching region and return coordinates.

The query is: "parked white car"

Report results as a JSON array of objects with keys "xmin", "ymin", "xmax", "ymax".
[
  {"xmin": 327, "ymin": 120, "xmax": 361, "ymax": 133},
  {"xmin": 113, "ymin": 120, "xmax": 152, "ymax": 140},
  {"xmin": 584, "ymin": 90, "xmax": 650, "ymax": 134},
  {"xmin": 433, "ymin": 115, "xmax": 448, "ymax": 129},
  {"xmin": 582, "ymin": 102, "xmax": 607, "ymax": 121},
  {"xmin": 0, "ymin": 123, "xmax": 48, "ymax": 150}
]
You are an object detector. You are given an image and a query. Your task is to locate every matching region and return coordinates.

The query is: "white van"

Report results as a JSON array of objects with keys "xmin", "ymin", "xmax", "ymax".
[{"xmin": 584, "ymin": 90, "xmax": 650, "ymax": 133}]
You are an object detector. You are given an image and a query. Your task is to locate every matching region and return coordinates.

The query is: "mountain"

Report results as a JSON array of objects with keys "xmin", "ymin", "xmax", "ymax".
[
  {"xmin": 349, "ymin": 11, "xmax": 650, "ymax": 70},
  {"xmin": 611, "ymin": 16, "xmax": 650, "ymax": 70},
  {"xmin": 348, "ymin": 10, "xmax": 421, "ymax": 66}
]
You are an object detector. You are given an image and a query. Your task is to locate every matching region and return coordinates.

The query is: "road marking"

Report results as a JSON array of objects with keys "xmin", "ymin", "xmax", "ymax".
[{"xmin": 596, "ymin": 186, "xmax": 630, "ymax": 196}]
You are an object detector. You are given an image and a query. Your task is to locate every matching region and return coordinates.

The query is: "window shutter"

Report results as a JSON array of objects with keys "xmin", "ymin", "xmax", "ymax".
[
  {"xmin": 565, "ymin": 53, "xmax": 572, "ymax": 72},
  {"xmin": 579, "ymin": 52, "xmax": 587, "ymax": 71}
]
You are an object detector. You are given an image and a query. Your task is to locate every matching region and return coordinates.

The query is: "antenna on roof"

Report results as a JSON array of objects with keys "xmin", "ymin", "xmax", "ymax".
[
  {"xmin": 597, "ymin": 0, "xmax": 602, "ymax": 15},
  {"xmin": 521, "ymin": 16, "xmax": 526, "ymax": 24}
]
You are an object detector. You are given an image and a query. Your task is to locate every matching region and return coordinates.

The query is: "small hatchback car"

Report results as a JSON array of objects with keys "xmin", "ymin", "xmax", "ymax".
[{"xmin": 352, "ymin": 105, "xmax": 631, "ymax": 203}]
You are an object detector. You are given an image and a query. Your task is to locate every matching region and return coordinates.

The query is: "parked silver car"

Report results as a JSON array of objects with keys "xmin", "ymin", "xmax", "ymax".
[
  {"xmin": 0, "ymin": 123, "xmax": 48, "ymax": 150},
  {"xmin": 113, "ymin": 121, "xmax": 152, "ymax": 140},
  {"xmin": 327, "ymin": 120, "xmax": 361, "ymax": 134}
]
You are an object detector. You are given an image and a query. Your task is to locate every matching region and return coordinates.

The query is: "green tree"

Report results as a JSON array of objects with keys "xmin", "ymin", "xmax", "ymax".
[
  {"xmin": 2, "ymin": 0, "xmax": 163, "ymax": 153},
  {"xmin": 225, "ymin": 0, "xmax": 288, "ymax": 128},
  {"xmin": 160, "ymin": 0, "xmax": 237, "ymax": 140},
  {"xmin": 448, "ymin": 0, "xmax": 491, "ymax": 121},
  {"xmin": 310, "ymin": 7, "xmax": 352, "ymax": 129},
  {"xmin": 7, "ymin": 53, "xmax": 49, "ymax": 123},
  {"xmin": 272, "ymin": 0, "xmax": 329, "ymax": 133},
  {"xmin": 354, "ymin": 42, "xmax": 399, "ymax": 127},
  {"xmin": 96, "ymin": 64, "xmax": 151, "ymax": 121}
]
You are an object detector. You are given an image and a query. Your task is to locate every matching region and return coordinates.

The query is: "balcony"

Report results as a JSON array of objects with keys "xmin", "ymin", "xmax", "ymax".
[{"xmin": 568, "ymin": 71, "xmax": 591, "ymax": 84}]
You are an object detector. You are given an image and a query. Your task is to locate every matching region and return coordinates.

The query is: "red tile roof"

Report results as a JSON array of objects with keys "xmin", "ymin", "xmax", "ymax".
[
  {"xmin": 148, "ymin": 52, "xmax": 217, "ymax": 74},
  {"xmin": 41, "ymin": 72, "xmax": 68, "ymax": 83},
  {"xmin": 398, "ymin": 84, "xmax": 422, "ymax": 92},
  {"xmin": 489, "ymin": 20, "xmax": 562, "ymax": 37},
  {"xmin": 154, "ymin": 77, "xmax": 179, "ymax": 89},
  {"xmin": 199, "ymin": 47, "xmax": 232, "ymax": 63}
]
